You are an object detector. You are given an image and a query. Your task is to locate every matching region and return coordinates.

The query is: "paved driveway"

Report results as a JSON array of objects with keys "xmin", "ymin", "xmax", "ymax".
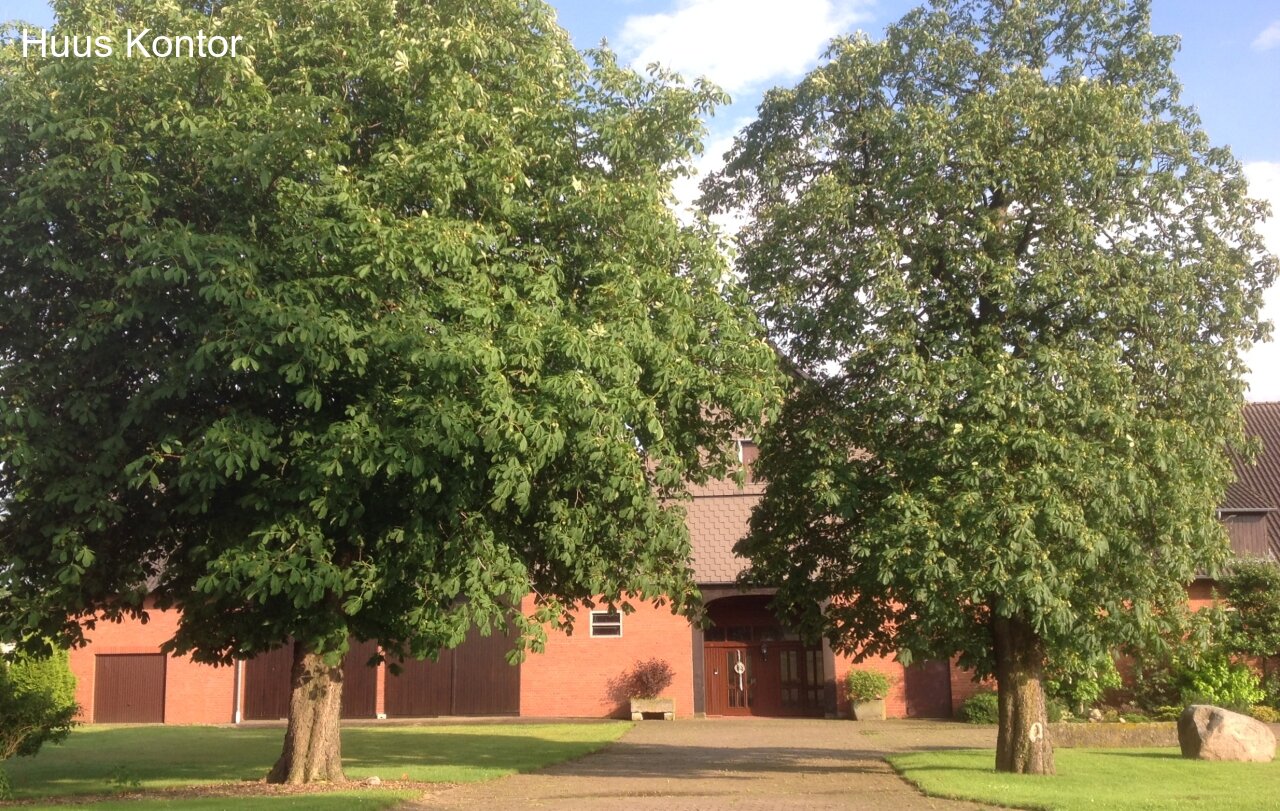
[{"xmin": 409, "ymin": 718, "xmax": 999, "ymax": 810}]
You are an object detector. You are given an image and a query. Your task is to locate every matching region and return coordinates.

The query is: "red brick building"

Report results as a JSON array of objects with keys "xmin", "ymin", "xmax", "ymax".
[{"xmin": 69, "ymin": 406, "xmax": 1280, "ymax": 724}]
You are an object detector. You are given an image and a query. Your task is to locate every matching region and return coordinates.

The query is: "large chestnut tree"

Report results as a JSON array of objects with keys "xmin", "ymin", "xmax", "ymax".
[
  {"xmin": 703, "ymin": 0, "xmax": 1274, "ymax": 774},
  {"xmin": 0, "ymin": 0, "xmax": 779, "ymax": 783}
]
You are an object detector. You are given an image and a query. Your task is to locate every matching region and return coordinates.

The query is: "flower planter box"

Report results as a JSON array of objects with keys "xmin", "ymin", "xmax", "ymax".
[
  {"xmin": 851, "ymin": 699, "xmax": 886, "ymax": 721},
  {"xmin": 631, "ymin": 697, "xmax": 675, "ymax": 721}
]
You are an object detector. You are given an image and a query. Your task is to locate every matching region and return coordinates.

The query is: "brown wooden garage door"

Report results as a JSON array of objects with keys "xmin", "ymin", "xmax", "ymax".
[
  {"xmin": 241, "ymin": 639, "xmax": 380, "ymax": 721},
  {"xmin": 95, "ymin": 654, "xmax": 166, "ymax": 723},
  {"xmin": 903, "ymin": 659, "xmax": 953, "ymax": 718},
  {"xmin": 385, "ymin": 626, "xmax": 519, "ymax": 717}
]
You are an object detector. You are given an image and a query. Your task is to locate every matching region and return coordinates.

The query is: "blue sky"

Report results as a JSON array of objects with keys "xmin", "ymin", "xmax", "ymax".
[{"xmin": 5, "ymin": 0, "xmax": 1280, "ymax": 397}]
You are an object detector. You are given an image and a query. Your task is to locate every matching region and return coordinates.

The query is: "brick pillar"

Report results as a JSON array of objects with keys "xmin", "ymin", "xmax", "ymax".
[{"xmin": 375, "ymin": 655, "xmax": 387, "ymax": 719}]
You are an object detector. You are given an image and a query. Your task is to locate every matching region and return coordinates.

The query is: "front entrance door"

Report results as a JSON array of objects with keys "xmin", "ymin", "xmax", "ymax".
[
  {"xmin": 704, "ymin": 640, "xmax": 824, "ymax": 717},
  {"xmin": 774, "ymin": 644, "xmax": 826, "ymax": 716},
  {"xmin": 704, "ymin": 644, "xmax": 755, "ymax": 715}
]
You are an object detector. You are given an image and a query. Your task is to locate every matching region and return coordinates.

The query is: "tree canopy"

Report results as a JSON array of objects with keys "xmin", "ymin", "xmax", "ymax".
[
  {"xmin": 704, "ymin": 0, "xmax": 1275, "ymax": 774},
  {"xmin": 0, "ymin": 0, "xmax": 779, "ymax": 781}
]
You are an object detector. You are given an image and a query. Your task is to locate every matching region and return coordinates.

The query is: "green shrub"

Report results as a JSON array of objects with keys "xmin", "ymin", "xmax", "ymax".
[
  {"xmin": 1120, "ymin": 711, "xmax": 1150, "ymax": 723},
  {"xmin": 1129, "ymin": 654, "xmax": 1184, "ymax": 711},
  {"xmin": 1047, "ymin": 653, "xmax": 1122, "ymax": 716},
  {"xmin": 1150, "ymin": 705, "xmax": 1182, "ymax": 722},
  {"xmin": 0, "ymin": 648, "xmax": 79, "ymax": 799},
  {"xmin": 1261, "ymin": 671, "xmax": 1280, "ymax": 710},
  {"xmin": 1126, "ymin": 606, "xmax": 1225, "ymax": 711},
  {"xmin": 1249, "ymin": 705, "xmax": 1280, "ymax": 723},
  {"xmin": 960, "ymin": 691, "xmax": 999, "ymax": 724},
  {"xmin": 844, "ymin": 669, "xmax": 892, "ymax": 702},
  {"xmin": 1218, "ymin": 559, "xmax": 1280, "ymax": 659},
  {"xmin": 1179, "ymin": 656, "xmax": 1264, "ymax": 712},
  {"xmin": 1, "ymin": 648, "xmax": 78, "ymax": 759},
  {"xmin": 1046, "ymin": 699, "xmax": 1066, "ymax": 723}
]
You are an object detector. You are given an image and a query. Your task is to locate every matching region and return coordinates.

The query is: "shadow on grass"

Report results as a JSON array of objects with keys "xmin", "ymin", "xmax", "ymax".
[
  {"xmin": 5, "ymin": 723, "xmax": 628, "ymax": 800},
  {"xmin": 340, "ymin": 727, "xmax": 627, "ymax": 781}
]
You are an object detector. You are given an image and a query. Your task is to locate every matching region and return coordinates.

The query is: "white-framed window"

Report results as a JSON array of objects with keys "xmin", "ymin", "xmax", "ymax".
[
  {"xmin": 736, "ymin": 439, "xmax": 759, "ymax": 481},
  {"xmin": 590, "ymin": 610, "xmax": 622, "ymax": 638}
]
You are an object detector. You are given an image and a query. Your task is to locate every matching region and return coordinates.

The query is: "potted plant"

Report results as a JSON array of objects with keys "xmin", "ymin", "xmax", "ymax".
[
  {"xmin": 623, "ymin": 658, "xmax": 676, "ymax": 720},
  {"xmin": 845, "ymin": 669, "xmax": 892, "ymax": 720}
]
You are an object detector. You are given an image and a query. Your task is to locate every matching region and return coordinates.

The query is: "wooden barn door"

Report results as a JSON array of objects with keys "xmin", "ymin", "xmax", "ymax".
[
  {"xmin": 95, "ymin": 654, "xmax": 166, "ymax": 723},
  {"xmin": 242, "ymin": 645, "xmax": 292, "ymax": 721},
  {"xmin": 453, "ymin": 627, "xmax": 519, "ymax": 715},
  {"xmin": 341, "ymin": 639, "xmax": 380, "ymax": 719},
  {"xmin": 903, "ymin": 659, "xmax": 953, "ymax": 718},
  {"xmin": 385, "ymin": 626, "xmax": 519, "ymax": 718},
  {"xmin": 385, "ymin": 650, "xmax": 454, "ymax": 717},
  {"xmin": 243, "ymin": 638, "xmax": 380, "ymax": 720}
]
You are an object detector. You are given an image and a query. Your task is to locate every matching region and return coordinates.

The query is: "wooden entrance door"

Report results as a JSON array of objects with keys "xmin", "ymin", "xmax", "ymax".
[
  {"xmin": 704, "ymin": 644, "xmax": 755, "ymax": 715},
  {"xmin": 704, "ymin": 642, "xmax": 825, "ymax": 717},
  {"xmin": 774, "ymin": 644, "xmax": 825, "ymax": 717}
]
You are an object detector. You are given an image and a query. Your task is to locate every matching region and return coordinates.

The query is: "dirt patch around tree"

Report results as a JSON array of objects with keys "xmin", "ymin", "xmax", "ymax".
[{"xmin": 3, "ymin": 779, "xmax": 436, "ymax": 806}]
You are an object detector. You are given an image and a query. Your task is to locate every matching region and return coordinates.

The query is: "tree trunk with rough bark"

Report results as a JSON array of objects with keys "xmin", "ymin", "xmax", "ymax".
[
  {"xmin": 992, "ymin": 615, "xmax": 1055, "ymax": 775},
  {"xmin": 266, "ymin": 641, "xmax": 346, "ymax": 784}
]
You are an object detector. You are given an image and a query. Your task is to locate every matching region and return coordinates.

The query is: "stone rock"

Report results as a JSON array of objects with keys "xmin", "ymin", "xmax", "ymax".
[
  {"xmin": 1178, "ymin": 705, "xmax": 1276, "ymax": 762},
  {"xmin": 1088, "ymin": 708, "xmax": 1103, "ymax": 723},
  {"xmin": 364, "ymin": 776, "xmax": 383, "ymax": 786}
]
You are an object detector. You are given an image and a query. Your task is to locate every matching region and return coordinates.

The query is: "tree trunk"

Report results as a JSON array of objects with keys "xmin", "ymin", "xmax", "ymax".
[
  {"xmin": 266, "ymin": 641, "xmax": 346, "ymax": 784},
  {"xmin": 992, "ymin": 615, "xmax": 1055, "ymax": 775}
]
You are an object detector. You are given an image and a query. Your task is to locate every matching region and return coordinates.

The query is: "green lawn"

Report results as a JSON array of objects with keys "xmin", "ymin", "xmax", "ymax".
[
  {"xmin": 4, "ymin": 722, "xmax": 630, "ymax": 809},
  {"xmin": 891, "ymin": 748, "xmax": 1280, "ymax": 811}
]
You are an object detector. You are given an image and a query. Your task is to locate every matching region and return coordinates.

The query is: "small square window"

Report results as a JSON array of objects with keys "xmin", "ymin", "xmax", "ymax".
[{"xmin": 590, "ymin": 611, "xmax": 622, "ymax": 637}]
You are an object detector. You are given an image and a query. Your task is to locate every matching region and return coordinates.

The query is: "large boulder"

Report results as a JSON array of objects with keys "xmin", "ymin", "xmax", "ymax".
[{"xmin": 1178, "ymin": 705, "xmax": 1276, "ymax": 762}]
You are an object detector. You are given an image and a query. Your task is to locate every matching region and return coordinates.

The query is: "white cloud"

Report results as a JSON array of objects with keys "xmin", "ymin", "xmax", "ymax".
[
  {"xmin": 617, "ymin": 0, "xmax": 869, "ymax": 95},
  {"xmin": 1242, "ymin": 161, "xmax": 1280, "ymax": 401},
  {"xmin": 1252, "ymin": 20, "xmax": 1280, "ymax": 51}
]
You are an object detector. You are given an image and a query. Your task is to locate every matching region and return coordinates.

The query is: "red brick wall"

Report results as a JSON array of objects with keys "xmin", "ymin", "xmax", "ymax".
[
  {"xmin": 375, "ymin": 662, "xmax": 387, "ymax": 718},
  {"xmin": 1187, "ymin": 579, "xmax": 1221, "ymax": 612},
  {"xmin": 519, "ymin": 596, "xmax": 695, "ymax": 718},
  {"xmin": 831, "ymin": 652, "xmax": 911, "ymax": 718},
  {"xmin": 949, "ymin": 659, "xmax": 992, "ymax": 714},
  {"xmin": 65, "ymin": 578, "xmax": 1230, "ymax": 724},
  {"xmin": 68, "ymin": 601, "xmax": 237, "ymax": 724},
  {"xmin": 831, "ymin": 652, "xmax": 989, "ymax": 719}
]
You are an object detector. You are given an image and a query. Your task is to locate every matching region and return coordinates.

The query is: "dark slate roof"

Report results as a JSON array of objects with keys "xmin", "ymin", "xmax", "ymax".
[
  {"xmin": 1228, "ymin": 402, "xmax": 1280, "ymax": 555},
  {"xmin": 1235, "ymin": 403, "xmax": 1280, "ymax": 507},
  {"xmin": 686, "ymin": 404, "xmax": 1280, "ymax": 583},
  {"xmin": 1223, "ymin": 480, "xmax": 1275, "ymax": 511}
]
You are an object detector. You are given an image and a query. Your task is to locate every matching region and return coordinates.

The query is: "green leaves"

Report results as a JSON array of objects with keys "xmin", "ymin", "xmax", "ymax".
[
  {"xmin": 0, "ymin": 0, "xmax": 780, "ymax": 665},
  {"xmin": 1218, "ymin": 560, "xmax": 1280, "ymax": 659},
  {"xmin": 709, "ymin": 0, "xmax": 1275, "ymax": 678}
]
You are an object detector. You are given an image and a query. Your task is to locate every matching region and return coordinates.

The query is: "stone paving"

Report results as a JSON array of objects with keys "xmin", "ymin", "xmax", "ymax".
[{"xmin": 409, "ymin": 718, "xmax": 1000, "ymax": 810}]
